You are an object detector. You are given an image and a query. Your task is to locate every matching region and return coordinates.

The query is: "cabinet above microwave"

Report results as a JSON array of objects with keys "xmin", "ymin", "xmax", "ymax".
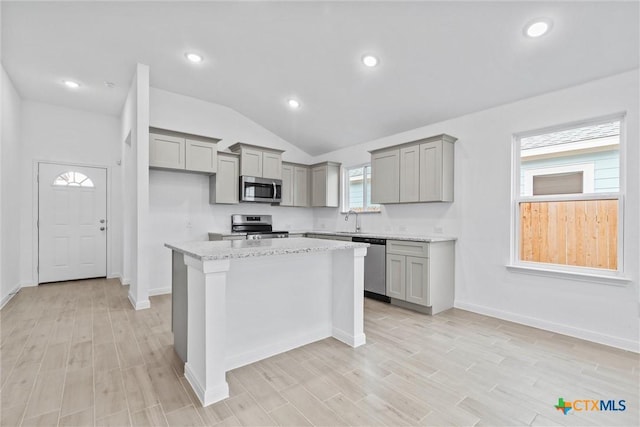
[{"xmin": 228, "ymin": 142, "xmax": 285, "ymax": 180}]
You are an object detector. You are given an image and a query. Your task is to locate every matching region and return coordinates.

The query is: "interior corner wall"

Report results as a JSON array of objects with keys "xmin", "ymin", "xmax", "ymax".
[
  {"xmin": 1, "ymin": 65, "xmax": 22, "ymax": 306},
  {"xmin": 312, "ymin": 70, "xmax": 639, "ymax": 351},
  {"xmin": 120, "ymin": 63, "xmax": 150, "ymax": 310},
  {"xmin": 17, "ymin": 101, "xmax": 122, "ymax": 288}
]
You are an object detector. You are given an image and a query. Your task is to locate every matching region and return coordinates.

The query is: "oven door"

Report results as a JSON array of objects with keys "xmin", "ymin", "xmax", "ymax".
[{"xmin": 240, "ymin": 176, "xmax": 282, "ymax": 203}]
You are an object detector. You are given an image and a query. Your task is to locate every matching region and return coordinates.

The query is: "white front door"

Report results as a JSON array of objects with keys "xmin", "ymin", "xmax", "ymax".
[{"xmin": 38, "ymin": 163, "xmax": 107, "ymax": 283}]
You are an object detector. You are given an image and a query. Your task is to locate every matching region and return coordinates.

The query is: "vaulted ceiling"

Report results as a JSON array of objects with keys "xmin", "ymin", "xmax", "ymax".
[{"xmin": 2, "ymin": 1, "xmax": 638, "ymax": 155}]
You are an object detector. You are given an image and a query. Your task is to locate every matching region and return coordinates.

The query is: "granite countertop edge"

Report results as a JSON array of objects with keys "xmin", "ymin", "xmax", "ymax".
[
  {"xmin": 166, "ymin": 239, "xmax": 369, "ymax": 261},
  {"xmin": 208, "ymin": 230, "xmax": 456, "ymax": 242}
]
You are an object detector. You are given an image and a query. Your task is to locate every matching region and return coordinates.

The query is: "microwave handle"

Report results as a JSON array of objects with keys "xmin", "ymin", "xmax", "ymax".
[{"xmin": 273, "ymin": 182, "xmax": 276, "ymax": 201}]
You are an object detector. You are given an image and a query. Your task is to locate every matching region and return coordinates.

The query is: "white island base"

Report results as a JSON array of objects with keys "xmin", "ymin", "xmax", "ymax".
[{"xmin": 167, "ymin": 239, "xmax": 368, "ymax": 407}]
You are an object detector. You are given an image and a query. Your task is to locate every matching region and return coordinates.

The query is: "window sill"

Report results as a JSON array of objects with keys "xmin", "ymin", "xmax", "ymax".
[{"xmin": 506, "ymin": 264, "xmax": 632, "ymax": 286}]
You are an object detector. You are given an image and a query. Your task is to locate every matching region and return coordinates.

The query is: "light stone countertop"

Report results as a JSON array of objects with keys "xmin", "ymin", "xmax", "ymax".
[
  {"xmin": 300, "ymin": 230, "xmax": 456, "ymax": 242},
  {"xmin": 208, "ymin": 230, "xmax": 455, "ymax": 242},
  {"xmin": 166, "ymin": 237, "xmax": 369, "ymax": 261}
]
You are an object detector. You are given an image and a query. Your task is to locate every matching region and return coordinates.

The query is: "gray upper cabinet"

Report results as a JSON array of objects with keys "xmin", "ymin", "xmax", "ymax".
[
  {"xmin": 281, "ymin": 163, "xmax": 294, "ymax": 206},
  {"xmin": 293, "ymin": 166, "xmax": 309, "ymax": 207},
  {"xmin": 150, "ymin": 133, "xmax": 186, "ymax": 170},
  {"xmin": 310, "ymin": 162, "xmax": 340, "ymax": 207},
  {"xmin": 419, "ymin": 137, "xmax": 455, "ymax": 202},
  {"xmin": 370, "ymin": 134, "xmax": 456, "ymax": 204},
  {"xmin": 186, "ymin": 139, "xmax": 218, "ymax": 173},
  {"xmin": 209, "ymin": 152, "xmax": 239, "ymax": 204},
  {"xmin": 149, "ymin": 129, "xmax": 220, "ymax": 173},
  {"xmin": 263, "ymin": 152, "xmax": 283, "ymax": 179},
  {"xmin": 239, "ymin": 146, "xmax": 263, "ymax": 177},
  {"xmin": 371, "ymin": 149, "xmax": 400, "ymax": 204},
  {"xmin": 228, "ymin": 143, "xmax": 284, "ymax": 179},
  {"xmin": 399, "ymin": 145, "xmax": 420, "ymax": 203}
]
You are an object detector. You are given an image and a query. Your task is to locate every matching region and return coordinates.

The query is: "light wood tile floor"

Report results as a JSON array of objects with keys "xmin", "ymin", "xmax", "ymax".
[{"xmin": 1, "ymin": 278, "xmax": 638, "ymax": 426}]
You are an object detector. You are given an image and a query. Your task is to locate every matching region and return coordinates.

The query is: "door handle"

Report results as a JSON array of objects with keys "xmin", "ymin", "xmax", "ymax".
[
  {"xmin": 100, "ymin": 227, "xmax": 106, "ymax": 231},
  {"xmin": 100, "ymin": 219, "xmax": 105, "ymax": 223}
]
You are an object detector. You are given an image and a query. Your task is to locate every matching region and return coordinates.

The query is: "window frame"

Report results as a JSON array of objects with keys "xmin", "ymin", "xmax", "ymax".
[
  {"xmin": 510, "ymin": 113, "xmax": 626, "ymax": 279},
  {"xmin": 523, "ymin": 163, "xmax": 595, "ymax": 196},
  {"xmin": 341, "ymin": 163, "xmax": 381, "ymax": 214}
]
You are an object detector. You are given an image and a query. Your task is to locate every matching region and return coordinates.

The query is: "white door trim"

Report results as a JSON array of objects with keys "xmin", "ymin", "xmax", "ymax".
[{"xmin": 32, "ymin": 160, "xmax": 114, "ymax": 285}]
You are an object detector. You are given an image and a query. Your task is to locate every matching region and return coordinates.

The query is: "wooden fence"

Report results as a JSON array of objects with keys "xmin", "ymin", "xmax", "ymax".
[{"xmin": 520, "ymin": 199, "xmax": 618, "ymax": 270}]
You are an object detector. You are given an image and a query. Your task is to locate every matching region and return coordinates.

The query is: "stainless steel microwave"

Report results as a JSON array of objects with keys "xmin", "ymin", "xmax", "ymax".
[{"xmin": 240, "ymin": 176, "xmax": 282, "ymax": 203}]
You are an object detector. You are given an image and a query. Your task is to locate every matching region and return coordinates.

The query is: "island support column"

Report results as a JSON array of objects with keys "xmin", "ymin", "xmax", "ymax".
[
  {"xmin": 183, "ymin": 255, "xmax": 230, "ymax": 407},
  {"xmin": 331, "ymin": 247, "xmax": 367, "ymax": 347}
]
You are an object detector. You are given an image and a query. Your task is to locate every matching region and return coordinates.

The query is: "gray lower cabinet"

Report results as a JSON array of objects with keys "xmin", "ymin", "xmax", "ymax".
[
  {"xmin": 209, "ymin": 152, "xmax": 240, "ymax": 204},
  {"xmin": 386, "ymin": 239, "xmax": 455, "ymax": 315}
]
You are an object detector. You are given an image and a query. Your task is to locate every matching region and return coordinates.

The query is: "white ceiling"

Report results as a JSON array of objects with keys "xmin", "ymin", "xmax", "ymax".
[{"xmin": 2, "ymin": 1, "xmax": 638, "ymax": 155}]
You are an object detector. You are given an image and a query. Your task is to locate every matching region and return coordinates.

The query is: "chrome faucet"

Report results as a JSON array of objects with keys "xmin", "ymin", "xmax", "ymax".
[{"xmin": 345, "ymin": 209, "xmax": 361, "ymax": 233}]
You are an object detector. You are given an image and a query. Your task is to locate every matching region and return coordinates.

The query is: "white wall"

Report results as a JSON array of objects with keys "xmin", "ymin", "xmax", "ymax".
[
  {"xmin": 150, "ymin": 88, "xmax": 314, "ymax": 164},
  {"xmin": 147, "ymin": 88, "xmax": 315, "ymax": 294},
  {"xmin": 1, "ymin": 65, "xmax": 22, "ymax": 306},
  {"xmin": 120, "ymin": 63, "xmax": 150, "ymax": 309},
  {"xmin": 17, "ymin": 100, "xmax": 122, "ymax": 287},
  {"xmin": 313, "ymin": 70, "xmax": 640, "ymax": 351}
]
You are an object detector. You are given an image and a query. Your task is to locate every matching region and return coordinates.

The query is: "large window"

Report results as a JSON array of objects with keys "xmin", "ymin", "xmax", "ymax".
[
  {"xmin": 513, "ymin": 117, "xmax": 622, "ymax": 272},
  {"xmin": 343, "ymin": 164, "xmax": 380, "ymax": 213}
]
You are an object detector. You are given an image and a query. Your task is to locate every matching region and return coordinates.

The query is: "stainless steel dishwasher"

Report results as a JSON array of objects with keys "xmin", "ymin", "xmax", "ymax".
[{"xmin": 351, "ymin": 237, "xmax": 390, "ymax": 303}]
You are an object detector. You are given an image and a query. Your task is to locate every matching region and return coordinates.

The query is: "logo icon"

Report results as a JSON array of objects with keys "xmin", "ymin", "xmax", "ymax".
[{"xmin": 555, "ymin": 398, "xmax": 572, "ymax": 415}]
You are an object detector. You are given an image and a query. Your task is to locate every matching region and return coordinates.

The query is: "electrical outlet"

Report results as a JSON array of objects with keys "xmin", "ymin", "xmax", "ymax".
[{"xmin": 434, "ymin": 226, "xmax": 444, "ymax": 234}]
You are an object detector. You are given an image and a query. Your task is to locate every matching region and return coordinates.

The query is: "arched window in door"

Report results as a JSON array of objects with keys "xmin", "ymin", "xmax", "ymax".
[{"xmin": 52, "ymin": 171, "xmax": 95, "ymax": 188}]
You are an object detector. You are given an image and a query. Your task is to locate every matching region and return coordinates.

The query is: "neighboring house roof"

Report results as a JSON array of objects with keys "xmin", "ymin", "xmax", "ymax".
[{"xmin": 521, "ymin": 121, "xmax": 620, "ymax": 150}]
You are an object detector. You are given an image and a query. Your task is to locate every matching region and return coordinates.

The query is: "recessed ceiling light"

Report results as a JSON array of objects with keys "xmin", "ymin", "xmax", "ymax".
[
  {"xmin": 63, "ymin": 80, "xmax": 80, "ymax": 89},
  {"xmin": 524, "ymin": 19, "xmax": 552, "ymax": 38},
  {"xmin": 362, "ymin": 55, "xmax": 379, "ymax": 67},
  {"xmin": 185, "ymin": 52, "xmax": 203, "ymax": 63},
  {"xmin": 287, "ymin": 99, "xmax": 300, "ymax": 109}
]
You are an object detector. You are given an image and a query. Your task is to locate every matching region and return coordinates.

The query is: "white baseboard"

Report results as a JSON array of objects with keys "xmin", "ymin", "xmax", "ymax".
[
  {"xmin": 454, "ymin": 300, "xmax": 640, "ymax": 353},
  {"xmin": 149, "ymin": 287, "xmax": 171, "ymax": 296},
  {"xmin": 185, "ymin": 363, "xmax": 229, "ymax": 406},
  {"xmin": 332, "ymin": 328, "xmax": 366, "ymax": 348},
  {"xmin": 0, "ymin": 285, "xmax": 21, "ymax": 310},
  {"xmin": 19, "ymin": 281, "xmax": 37, "ymax": 288},
  {"xmin": 128, "ymin": 291, "xmax": 150, "ymax": 311},
  {"xmin": 225, "ymin": 326, "xmax": 332, "ymax": 371}
]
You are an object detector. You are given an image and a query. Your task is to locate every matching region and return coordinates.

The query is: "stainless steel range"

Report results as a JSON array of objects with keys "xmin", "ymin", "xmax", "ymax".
[{"xmin": 231, "ymin": 214, "xmax": 289, "ymax": 240}]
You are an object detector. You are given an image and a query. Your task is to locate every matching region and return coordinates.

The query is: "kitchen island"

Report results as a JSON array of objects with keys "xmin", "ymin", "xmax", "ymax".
[{"xmin": 165, "ymin": 237, "xmax": 368, "ymax": 407}]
